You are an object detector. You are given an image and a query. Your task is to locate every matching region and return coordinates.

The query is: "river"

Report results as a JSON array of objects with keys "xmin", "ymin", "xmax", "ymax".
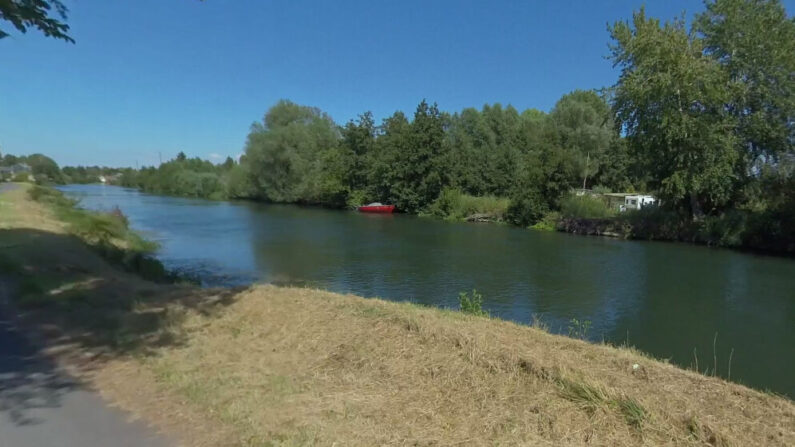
[{"xmin": 59, "ymin": 184, "xmax": 795, "ymax": 397}]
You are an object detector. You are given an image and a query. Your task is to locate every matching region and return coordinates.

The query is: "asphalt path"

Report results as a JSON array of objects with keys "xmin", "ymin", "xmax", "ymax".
[{"xmin": 0, "ymin": 259, "xmax": 173, "ymax": 446}]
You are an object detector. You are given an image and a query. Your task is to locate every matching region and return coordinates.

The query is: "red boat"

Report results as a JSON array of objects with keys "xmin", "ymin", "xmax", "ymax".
[{"xmin": 357, "ymin": 203, "xmax": 396, "ymax": 213}]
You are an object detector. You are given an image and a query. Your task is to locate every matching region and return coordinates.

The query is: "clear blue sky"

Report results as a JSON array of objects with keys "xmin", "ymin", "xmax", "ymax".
[{"xmin": 1, "ymin": 0, "xmax": 792, "ymax": 167}]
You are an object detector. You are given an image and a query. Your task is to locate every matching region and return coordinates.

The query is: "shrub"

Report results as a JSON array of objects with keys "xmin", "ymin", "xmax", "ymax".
[
  {"xmin": 459, "ymin": 289, "xmax": 488, "ymax": 317},
  {"xmin": 506, "ymin": 188, "xmax": 548, "ymax": 227},
  {"xmin": 560, "ymin": 194, "xmax": 615, "ymax": 219},
  {"xmin": 530, "ymin": 211, "xmax": 561, "ymax": 231},
  {"xmin": 427, "ymin": 188, "xmax": 510, "ymax": 221},
  {"xmin": 346, "ymin": 189, "xmax": 368, "ymax": 209}
]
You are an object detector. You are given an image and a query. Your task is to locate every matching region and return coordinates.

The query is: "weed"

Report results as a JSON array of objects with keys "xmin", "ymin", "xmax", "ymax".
[
  {"xmin": 567, "ymin": 318, "xmax": 592, "ymax": 340},
  {"xmin": 458, "ymin": 289, "xmax": 488, "ymax": 317}
]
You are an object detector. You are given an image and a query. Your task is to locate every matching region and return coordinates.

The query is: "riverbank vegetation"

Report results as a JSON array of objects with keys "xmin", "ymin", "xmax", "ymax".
[{"xmin": 1, "ymin": 185, "xmax": 793, "ymax": 445}]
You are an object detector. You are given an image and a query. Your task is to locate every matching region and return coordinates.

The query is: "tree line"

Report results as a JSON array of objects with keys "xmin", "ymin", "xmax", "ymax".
[{"xmin": 5, "ymin": 0, "xmax": 794, "ymax": 254}]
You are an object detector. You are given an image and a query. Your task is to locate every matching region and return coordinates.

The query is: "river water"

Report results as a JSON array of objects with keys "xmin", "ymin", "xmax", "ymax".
[{"xmin": 59, "ymin": 184, "xmax": 795, "ymax": 397}]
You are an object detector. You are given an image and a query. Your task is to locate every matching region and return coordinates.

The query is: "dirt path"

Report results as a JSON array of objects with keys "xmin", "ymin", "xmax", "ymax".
[{"xmin": 0, "ymin": 280, "xmax": 175, "ymax": 447}]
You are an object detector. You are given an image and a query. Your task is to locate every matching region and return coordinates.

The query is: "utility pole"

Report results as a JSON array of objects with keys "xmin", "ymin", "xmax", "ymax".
[{"xmin": 158, "ymin": 151, "xmax": 162, "ymax": 165}]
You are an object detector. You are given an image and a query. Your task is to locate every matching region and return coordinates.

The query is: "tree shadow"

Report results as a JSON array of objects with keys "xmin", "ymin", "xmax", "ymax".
[{"xmin": 0, "ymin": 228, "xmax": 242, "ymax": 426}]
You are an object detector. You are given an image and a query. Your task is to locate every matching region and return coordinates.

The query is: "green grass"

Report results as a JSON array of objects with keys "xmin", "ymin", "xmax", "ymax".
[
  {"xmin": 560, "ymin": 194, "xmax": 617, "ymax": 219},
  {"xmin": 25, "ymin": 185, "xmax": 186, "ymax": 283},
  {"xmin": 427, "ymin": 188, "xmax": 510, "ymax": 222}
]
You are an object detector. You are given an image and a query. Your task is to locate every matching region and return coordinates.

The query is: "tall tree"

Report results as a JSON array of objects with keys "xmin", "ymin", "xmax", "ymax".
[
  {"xmin": 695, "ymin": 0, "xmax": 795, "ymax": 165},
  {"xmin": 549, "ymin": 90, "xmax": 616, "ymax": 190},
  {"xmin": 609, "ymin": 8, "xmax": 739, "ymax": 217},
  {"xmin": 242, "ymin": 100, "xmax": 339, "ymax": 203}
]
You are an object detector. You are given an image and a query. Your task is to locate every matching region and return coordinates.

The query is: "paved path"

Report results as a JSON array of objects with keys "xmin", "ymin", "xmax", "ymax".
[
  {"xmin": 0, "ymin": 183, "xmax": 19, "ymax": 195},
  {"xmin": 0, "ymin": 283, "xmax": 174, "ymax": 447}
]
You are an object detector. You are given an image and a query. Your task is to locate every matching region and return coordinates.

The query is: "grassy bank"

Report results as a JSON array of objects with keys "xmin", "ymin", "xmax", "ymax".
[{"xmin": 1, "ymin": 183, "xmax": 793, "ymax": 446}]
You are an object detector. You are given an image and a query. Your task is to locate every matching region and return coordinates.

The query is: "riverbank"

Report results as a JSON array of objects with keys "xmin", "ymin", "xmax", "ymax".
[{"xmin": 1, "ymin": 183, "xmax": 793, "ymax": 446}]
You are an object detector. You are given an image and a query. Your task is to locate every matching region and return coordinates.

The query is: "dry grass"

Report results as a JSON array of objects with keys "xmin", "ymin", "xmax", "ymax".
[
  {"xmin": 141, "ymin": 286, "xmax": 794, "ymax": 446},
  {"xmin": 2, "ymin": 183, "xmax": 794, "ymax": 446}
]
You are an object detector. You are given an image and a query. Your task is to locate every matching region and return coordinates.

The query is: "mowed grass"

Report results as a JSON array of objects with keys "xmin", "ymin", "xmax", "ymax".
[
  {"xmin": 143, "ymin": 286, "xmax": 794, "ymax": 446},
  {"xmin": 1, "ymin": 183, "xmax": 794, "ymax": 446}
]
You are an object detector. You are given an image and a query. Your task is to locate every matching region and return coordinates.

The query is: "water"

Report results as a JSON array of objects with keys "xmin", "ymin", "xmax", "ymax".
[{"xmin": 59, "ymin": 184, "xmax": 795, "ymax": 397}]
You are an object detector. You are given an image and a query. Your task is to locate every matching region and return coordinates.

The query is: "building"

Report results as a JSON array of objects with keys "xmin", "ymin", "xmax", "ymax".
[
  {"xmin": 621, "ymin": 195, "xmax": 656, "ymax": 212},
  {"xmin": 0, "ymin": 163, "xmax": 32, "ymax": 180},
  {"xmin": 601, "ymin": 192, "xmax": 657, "ymax": 212}
]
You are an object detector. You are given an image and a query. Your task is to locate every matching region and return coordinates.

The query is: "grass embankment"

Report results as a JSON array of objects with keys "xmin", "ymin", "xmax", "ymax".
[{"xmin": 0, "ymin": 183, "xmax": 793, "ymax": 446}]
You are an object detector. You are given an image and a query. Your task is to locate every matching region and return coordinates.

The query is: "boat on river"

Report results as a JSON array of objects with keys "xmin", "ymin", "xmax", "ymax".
[{"xmin": 358, "ymin": 202, "xmax": 396, "ymax": 213}]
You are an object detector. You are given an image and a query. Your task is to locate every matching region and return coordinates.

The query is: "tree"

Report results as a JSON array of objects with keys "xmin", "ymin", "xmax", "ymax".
[
  {"xmin": 383, "ymin": 100, "xmax": 449, "ymax": 213},
  {"xmin": 609, "ymin": 8, "xmax": 739, "ymax": 217},
  {"xmin": 0, "ymin": 0, "xmax": 73, "ymax": 42},
  {"xmin": 549, "ymin": 90, "xmax": 616, "ymax": 190},
  {"xmin": 241, "ymin": 100, "xmax": 339, "ymax": 203},
  {"xmin": 695, "ymin": 0, "xmax": 795, "ymax": 165}
]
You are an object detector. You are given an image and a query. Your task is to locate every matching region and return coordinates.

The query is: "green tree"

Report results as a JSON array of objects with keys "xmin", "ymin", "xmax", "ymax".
[
  {"xmin": 384, "ymin": 100, "xmax": 450, "ymax": 213},
  {"xmin": 0, "ymin": 0, "xmax": 73, "ymax": 42},
  {"xmin": 695, "ymin": 0, "xmax": 795, "ymax": 164},
  {"xmin": 242, "ymin": 100, "xmax": 340, "ymax": 203},
  {"xmin": 549, "ymin": 90, "xmax": 616, "ymax": 190},
  {"xmin": 609, "ymin": 8, "xmax": 739, "ymax": 217}
]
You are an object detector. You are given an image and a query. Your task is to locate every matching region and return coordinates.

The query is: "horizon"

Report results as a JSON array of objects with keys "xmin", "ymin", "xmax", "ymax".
[{"xmin": 2, "ymin": 0, "xmax": 793, "ymax": 168}]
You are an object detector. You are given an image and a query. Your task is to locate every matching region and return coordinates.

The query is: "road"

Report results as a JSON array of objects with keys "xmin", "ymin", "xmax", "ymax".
[{"xmin": 0, "ymin": 281, "xmax": 174, "ymax": 447}]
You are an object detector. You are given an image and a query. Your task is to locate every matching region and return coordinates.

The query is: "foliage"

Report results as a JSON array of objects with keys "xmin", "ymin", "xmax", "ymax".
[
  {"xmin": 530, "ymin": 211, "xmax": 561, "ymax": 231},
  {"xmin": 695, "ymin": 0, "xmax": 795, "ymax": 164},
  {"xmin": 458, "ymin": 289, "xmax": 488, "ymax": 317},
  {"xmin": 560, "ymin": 194, "xmax": 616, "ymax": 219},
  {"xmin": 62, "ymin": 165, "xmax": 125, "ymax": 184},
  {"xmin": 1, "ymin": 152, "xmax": 63, "ymax": 183},
  {"xmin": 242, "ymin": 100, "xmax": 340, "ymax": 204},
  {"xmin": 0, "ymin": 0, "xmax": 73, "ymax": 42},
  {"xmin": 506, "ymin": 187, "xmax": 548, "ymax": 227},
  {"xmin": 426, "ymin": 188, "xmax": 510, "ymax": 221},
  {"xmin": 610, "ymin": 8, "xmax": 739, "ymax": 217},
  {"xmin": 567, "ymin": 318, "xmax": 592, "ymax": 340},
  {"xmin": 120, "ymin": 154, "xmax": 232, "ymax": 199}
]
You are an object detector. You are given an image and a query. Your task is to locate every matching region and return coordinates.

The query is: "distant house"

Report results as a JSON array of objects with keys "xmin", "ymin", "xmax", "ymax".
[
  {"xmin": 0, "ymin": 163, "xmax": 31, "ymax": 175},
  {"xmin": 622, "ymin": 194, "xmax": 656, "ymax": 211},
  {"xmin": 0, "ymin": 163, "xmax": 32, "ymax": 180}
]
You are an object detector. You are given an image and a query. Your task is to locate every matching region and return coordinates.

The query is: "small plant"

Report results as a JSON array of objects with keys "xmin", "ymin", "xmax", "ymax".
[
  {"xmin": 567, "ymin": 318, "xmax": 592, "ymax": 340},
  {"xmin": 458, "ymin": 289, "xmax": 488, "ymax": 317}
]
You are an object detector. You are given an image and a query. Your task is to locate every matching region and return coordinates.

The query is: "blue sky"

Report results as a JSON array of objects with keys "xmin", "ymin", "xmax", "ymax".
[{"xmin": 1, "ymin": 0, "xmax": 793, "ymax": 167}]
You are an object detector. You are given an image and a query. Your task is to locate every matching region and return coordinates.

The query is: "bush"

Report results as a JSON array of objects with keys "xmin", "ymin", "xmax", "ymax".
[
  {"xmin": 506, "ymin": 188, "xmax": 548, "ymax": 227},
  {"xmin": 530, "ymin": 211, "xmax": 561, "ymax": 231},
  {"xmin": 12, "ymin": 172, "xmax": 31, "ymax": 182},
  {"xmin": 427, "ymin": 188, "xmax": 510, "ymax": 221},
  {"xmin": 346, "ymin": 189, "xmax": 368, "ymax": 209},
  {"xmin": 459, "ymin": 289, "xmax": 488, "ymax": 317},
  {"xmin": 560, "ymin": 194, "xmax": 615, "ymax": 219}
]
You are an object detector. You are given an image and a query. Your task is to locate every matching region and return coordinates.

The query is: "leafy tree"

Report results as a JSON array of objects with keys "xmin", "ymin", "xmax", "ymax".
[
  {"xmin": 609, "ymin": 8, "xmax": 739, "ymax": 217},
  {"xmin": 695, "ymin": 0, "xmax": 795, "ymax": 165},
  {"xmin": 383, "ymin": 100, "xmax": 449, "ymax": 213},
  {"xmin": 242, "ymin": 100, "xmax": 339, "ymax": 203},
  {"xmin": 0, "ymin": 0, "xmax": 73, "ymax": 42},
  {"xmin": 549, "ymin": 90, "xmax": 616, "ymax": 190}
]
